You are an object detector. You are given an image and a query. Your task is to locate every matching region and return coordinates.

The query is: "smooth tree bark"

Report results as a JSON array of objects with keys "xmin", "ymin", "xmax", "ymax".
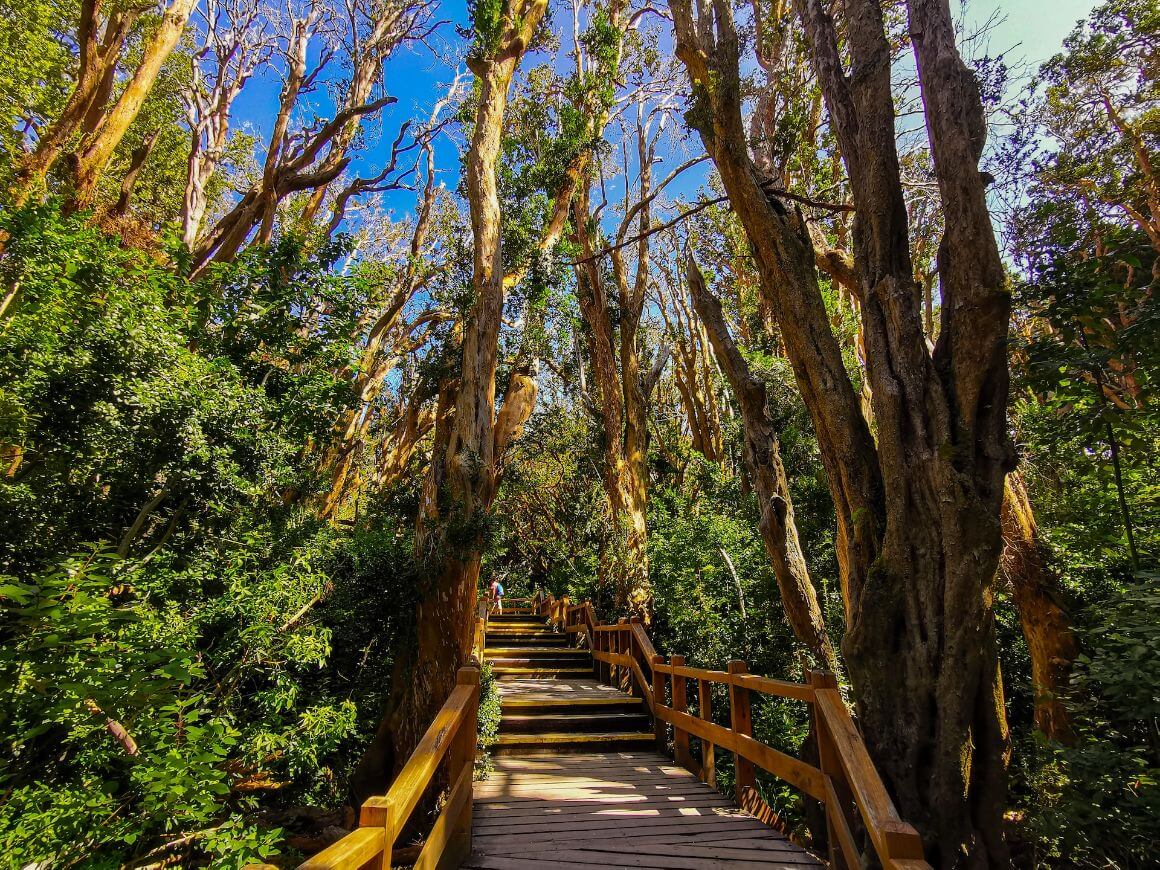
[
  {"xmin": 298, "ymin": 0, "xmax": 438, "ymax": 226},
  {"xmin": 315, "ymin": 120, "xmax": 451, "ymax": 518},
  {"xmin": 687, "ymin": 253, "xmax": 838, "ymax": 672},
  {"xmin": 67, "ymin": 0, "xmax": 201, "ymax": 210},
  {"xmin": 11, "ymin": 0, "xmax": 141, "ymax": 203},
  {"xmin": 673, "ymin": 0, "xmax": 1017, "ymax": 862},
  {"xmin": 572, "ymin": 128, "xmax": 699, "ymax": 617},
  {"xmin": 190, "ymin": 0, "xmax": 408, "ymax": 274},
  {"xmin": 1001, "ymin": 470, "xmax": 1077, "ymax": 745},
  {"xmin": 657, "ymin": 258, "xmax": 723, "ymax": 464}
]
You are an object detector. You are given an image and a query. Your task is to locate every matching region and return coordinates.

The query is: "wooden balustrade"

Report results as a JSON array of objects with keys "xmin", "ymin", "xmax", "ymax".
[
  {"xmin": 537, "ymin": 593, "xmax": 931, "ymax": 870},
  {"xmin": 294, "ymin": 663, "xmax": 481, "ymax": 870}
]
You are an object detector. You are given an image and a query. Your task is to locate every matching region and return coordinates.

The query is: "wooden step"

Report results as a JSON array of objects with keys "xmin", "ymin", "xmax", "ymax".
[
  {"xmin": 493, "ymin": 731, "xmax": 655, "ymax": 755},
  {"xmin": 499, "ymin": 712, "xmax": 651, "ymax": 733},
  {"xmin": 485, "ymin": 636, "xmax": 569, "ymax": 646},
  {"xmin": 500, "ymin": 695, "xmax": 645, "ymax": 711},
  {"xmin": 494, "ymin": 666, "xmax": 594, "ymax": 680},
  {"xmin": 485, "ymin": 647, "xmax": 586, "ymax": 655},
  {"xmin": 488, "ymin": 655, "xmax": 593, "ymax": 669}
]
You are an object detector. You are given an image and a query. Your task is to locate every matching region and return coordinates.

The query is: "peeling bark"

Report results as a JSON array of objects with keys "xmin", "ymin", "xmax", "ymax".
[
  {"xmin": 673, "ymin": 0, "xmax": 1017, "ymax": 861},
  {"xmin": 68, "ymin": 0, "xmax": 200, "ymax": 210}
]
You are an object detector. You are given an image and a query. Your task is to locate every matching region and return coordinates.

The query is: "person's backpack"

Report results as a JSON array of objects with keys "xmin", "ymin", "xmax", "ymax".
[{"xmin": 494, "ymin": 582, "xmax": 504, "ymax": 596}]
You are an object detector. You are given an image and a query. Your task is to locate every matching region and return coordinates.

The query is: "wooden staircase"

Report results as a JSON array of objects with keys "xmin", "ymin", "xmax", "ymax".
[{"xmin": 486, "ymin": 612, "xmax": 654, "ymax": 754}]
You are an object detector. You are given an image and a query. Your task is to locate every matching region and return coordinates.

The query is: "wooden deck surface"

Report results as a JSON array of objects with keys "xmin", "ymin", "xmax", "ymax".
[{"xmin": 465, "ymin": 752, "xmax": 824, "ymax": 869}]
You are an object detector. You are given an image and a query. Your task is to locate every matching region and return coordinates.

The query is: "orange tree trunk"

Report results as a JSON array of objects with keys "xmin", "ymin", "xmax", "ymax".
[{"xmin": 1001, "ymin": 471, "xmax": 1077, "ymax": 744}]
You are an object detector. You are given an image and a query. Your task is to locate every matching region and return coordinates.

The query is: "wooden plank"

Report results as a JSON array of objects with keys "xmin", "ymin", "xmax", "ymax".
[
  {"xmin": 824, "ymin": 775, "xmax": 861, "ymax": 870},
  {"xmin": 473, "ymin": 797, "xmax": 736, "ymax": 821},
  {"xmin": 475, "ymin": 816, "xmax": 769, "ymax": 842},
  {"xmin": 413, "ymin": 763, "xmax": 473, "ymax": 870},
  {"xmin": 631, "ymin": 621, "xmax": 659, "ymax": 664},
  {"xmin": 654, "ymin": 662, "xmax": 732, "ymax": 683},
  {"xmin": 671, "ymin": 655, "xmax": 692, "ymax": 769},
  {"xmin": 505, "ymin": 841, "xmax": 824, "ymax": 866},
  {"xmin": 814, "ymin": 688, "xmax": 926, "ymax": 862},
  {"xmin": 654, "ymin": 704, "xmax": 826, "ymax": 801},
  {"xmin": 734, "ymin": 673, "xmax": 815, "ymax": 703},
  {"xmin": 359, "ymin": 682, "xmax": 474, "ymax": 836},
  {"xmin": 474, "ymin": 801, "xmax": 738, "ymax": 824},
  {"xmin": 592, "ymin": 650, "xmax": 633, "ymax": 666},
  {"xmin": 698, "ymin": 677, "xmax": 716, "ymax": 788},
  {"xmin": 298, "ymin": 827, "xmax": 385, "ymax": 870},
  {"xmin": 727, "ymin": 660, "xmax": 756, "ymax": 804},
  {"xmin": 651, "ymin": 656, "xmax": 667, "ymax": 752},
  {"xmin": 471, "ymin": 845, "xmax": 820, "ymax": 869}
]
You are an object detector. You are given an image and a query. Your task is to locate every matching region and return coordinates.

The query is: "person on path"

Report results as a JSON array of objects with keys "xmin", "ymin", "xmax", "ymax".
[{"xmin": 488, "ymin": 577, "xmax": 504, "ymax": 615}]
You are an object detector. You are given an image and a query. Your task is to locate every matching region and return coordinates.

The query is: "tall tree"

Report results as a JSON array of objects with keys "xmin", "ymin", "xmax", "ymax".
[
  {"xmin": 349, "ymin": 0, "xmax": 567, "ymax": 798},
  {"xmin": 672, "ymin": 0, "xmax": 1016, "ymax": 862},
  {"xmin": 572, "ymin": 106, "xmax": 696, "ymax": 617},
  {"xmin": 180, "ymin": 0, "xmax": 273, "ymax": 249},
  {"xmin": 10, "ymin": 0, "xmax": 144, "ymax": 203}
]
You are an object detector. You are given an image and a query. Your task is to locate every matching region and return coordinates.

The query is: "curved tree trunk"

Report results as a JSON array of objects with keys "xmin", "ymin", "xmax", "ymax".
[
  {"xmin": 11, "ymin": 0, "xmax": 138, "ymax": 204},
  {"xmin": 349, "ymin": 0, "xmax": 549, "ymax": 800},
  {"xmin": 687, "ymin": 254, "xmax": 839, "ymax": 673}
]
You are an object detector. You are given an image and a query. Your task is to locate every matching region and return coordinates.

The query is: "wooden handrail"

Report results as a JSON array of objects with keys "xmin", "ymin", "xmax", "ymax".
[
  {"xmin": 542, "ymin": 593, "xmax": 930, "ymax": 870},
  {"xmin": 299, "ymin": 664, "xmax": 481, "ymax": 870}
]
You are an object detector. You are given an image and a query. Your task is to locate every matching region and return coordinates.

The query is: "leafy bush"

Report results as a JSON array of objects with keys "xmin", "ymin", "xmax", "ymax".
[{"xmin": 0, "ymin": 205, "xmax": 413, "ymax": 866}]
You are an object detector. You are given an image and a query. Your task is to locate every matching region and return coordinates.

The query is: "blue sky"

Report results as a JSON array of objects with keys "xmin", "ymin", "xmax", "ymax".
[{"xmin": 230, "ymin": 0, "xmax": 1101, "ymax": 229}]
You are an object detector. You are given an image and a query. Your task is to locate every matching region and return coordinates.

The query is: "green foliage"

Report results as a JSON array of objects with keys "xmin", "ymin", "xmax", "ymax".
[
  {"xmin": 475, "ymin": 663, "xmax": 502, "ymax": 780},
  {"xmin": 0, "ymin": 204, "xmax": 414, "ymax": 866},
  {"xmin": 0, "ymin": 0, "xmax": 74, "ymax": 177},
  {"xmin": 1023, "ymin": 581, "xmax": 1160, "ymax": 867}
]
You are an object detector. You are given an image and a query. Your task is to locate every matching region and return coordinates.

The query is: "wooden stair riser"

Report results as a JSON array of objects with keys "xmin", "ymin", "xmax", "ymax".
[
  {"xmin": 488, "ymin": 655, "xmax": 593, "ymax": 669},
  {"xmin": 482, "ymin": 635, "xmax": 568, "ymax": 647}
]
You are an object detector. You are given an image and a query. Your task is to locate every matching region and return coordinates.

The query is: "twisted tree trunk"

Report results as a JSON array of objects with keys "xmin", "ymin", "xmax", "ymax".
[{"xmin": 67, "ymin": 0, "xmax": 199, "ymax": 210}]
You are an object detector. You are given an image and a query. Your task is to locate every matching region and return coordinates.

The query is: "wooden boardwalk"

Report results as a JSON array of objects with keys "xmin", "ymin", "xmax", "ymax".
[
  {"xmin": 466, "ymin": 750, "xmax": 823, "ymax": 868},
  {"xmin": 298, "ymin": 602, "xmax": 928, "ymax": 870}
]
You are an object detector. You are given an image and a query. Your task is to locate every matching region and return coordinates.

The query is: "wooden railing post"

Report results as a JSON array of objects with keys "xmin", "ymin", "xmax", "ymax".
[
  {"xmin": 651, "ymin": 654, "xmax": 666, "ymax": 753},
  {"xmin": 671, "ymin": 655, "xmax": 692, "ymax": 770},
  {"xmin": 617, "ymin": 618, "xmax": 629, "ymax": 692},
  {"xmin": 727, "ymin": 660, "xmax": 756, "ymax": 804},
  {"xmin": 628, "ymin": 616, "xmax": 644, "ymax": 698},
  {"xmin": 698, "ymin": 677, "xmax": 716, "ymax": 788},
  {"xmin": 808, "ymin": 669, "xmax": 852, "ymax": 870}
]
